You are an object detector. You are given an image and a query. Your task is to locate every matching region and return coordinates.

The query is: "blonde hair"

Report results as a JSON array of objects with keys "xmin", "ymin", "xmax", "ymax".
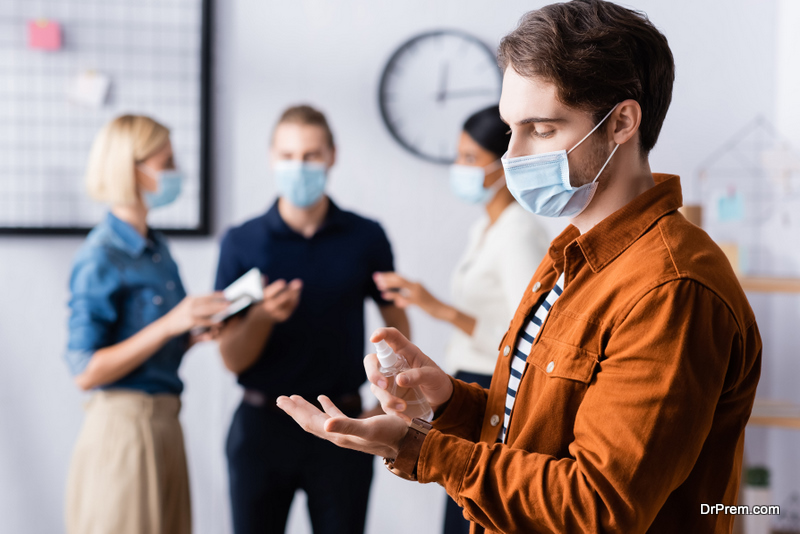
[{"xmin": 85, "ymin": 115, "xmax": 171, "ymax": 204}]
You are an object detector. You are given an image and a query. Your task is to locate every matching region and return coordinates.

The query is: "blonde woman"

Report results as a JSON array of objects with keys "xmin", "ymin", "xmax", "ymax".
[{"xmin": 64, "ymin": 115, "xmax": 229, "ymax": 534}]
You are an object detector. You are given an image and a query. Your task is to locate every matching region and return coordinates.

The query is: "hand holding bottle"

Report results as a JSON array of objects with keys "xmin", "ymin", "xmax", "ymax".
[
  {"xmin": 364, "ymin": 328, "xmax": 454, "ymax": 419},
  {"xmin": 373, "ymin": 339, "xmax": 433, "ymax": 422}
]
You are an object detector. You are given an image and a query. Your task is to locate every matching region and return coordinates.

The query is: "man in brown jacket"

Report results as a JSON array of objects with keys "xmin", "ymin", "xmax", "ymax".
[{"xmin": 277, "ymin": 1, "xmax": 762, "ymax": 532}]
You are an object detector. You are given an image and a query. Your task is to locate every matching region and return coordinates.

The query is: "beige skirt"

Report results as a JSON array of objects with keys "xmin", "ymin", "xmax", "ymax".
[{"xmin": 65, "ymin": 390, "xmax": 191, "ymax": 534}]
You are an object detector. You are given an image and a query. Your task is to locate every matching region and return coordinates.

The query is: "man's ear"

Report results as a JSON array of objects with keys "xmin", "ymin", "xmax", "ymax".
[
  {"xmin": 328, "ymin": 146, "xmax": 337, "ymax": 169},
  {"xmin": 609, "ymin": 99, "xmax": 642, "ymax": 146}
]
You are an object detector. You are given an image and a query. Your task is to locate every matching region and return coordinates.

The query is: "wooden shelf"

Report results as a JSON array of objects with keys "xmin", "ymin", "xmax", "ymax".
[
  {"xmin": 748, "ymin": 400, "xmax": 800, "ymax": 430},
  {"xmin": 738, "ymin": 277, "xmax": 800, "ymax": 293}
]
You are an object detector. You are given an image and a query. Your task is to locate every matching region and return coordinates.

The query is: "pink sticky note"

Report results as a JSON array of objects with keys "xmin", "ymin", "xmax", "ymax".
[{"xmin": 28, "ymin": 19, "xmax": 62, "ymax": 51}]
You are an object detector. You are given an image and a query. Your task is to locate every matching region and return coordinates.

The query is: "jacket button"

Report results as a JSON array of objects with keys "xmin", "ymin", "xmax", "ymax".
[
  {"xmin": 546, "ymin": 361, "xmax": 555, "ymax": 373},
  {"xmin": 532, "ymin": 281, "xmax": 541, "ymax": 292},
  {"xmin": 490, "ymin": 414, "xmax": 500, "ymax": 426},
  {"xmin": 166, "ymin": 281, "xmax": 176, "ymax": 291},
  {"xmin": 152, "ymin": 253, "xmax": 162, "ymax": 263},
  {"xmin": 503, "ymin": 345, "xmax": 511, "ymax": 357},
  {"xmin": 152, "ymin": 295, "xmax": 163, "ymax": 306}
]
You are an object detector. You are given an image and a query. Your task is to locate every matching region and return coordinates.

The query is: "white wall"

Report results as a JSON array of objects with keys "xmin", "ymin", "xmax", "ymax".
[
  {"xmin": 0, "ymin": 0, "xmax": 794, "ymax": 532},
  {"xmin": 762, "ymin": 0, "xmax": 800, "ymax": 513}
]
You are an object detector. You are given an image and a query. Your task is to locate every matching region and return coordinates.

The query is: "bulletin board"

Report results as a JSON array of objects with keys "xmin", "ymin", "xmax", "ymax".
[
  {"xmin": 0, "ymin": 0, "xmax": 212, "ymax": 235},
  {"xmin": 697, "ymin": 116, "xmax": 800, "ymax": 277}
]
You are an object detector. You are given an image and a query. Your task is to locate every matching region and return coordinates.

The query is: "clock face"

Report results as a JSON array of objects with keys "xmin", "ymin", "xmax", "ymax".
[{"xmin": 379, "ymin": 30, "xmax": 503, "ymax": 164}]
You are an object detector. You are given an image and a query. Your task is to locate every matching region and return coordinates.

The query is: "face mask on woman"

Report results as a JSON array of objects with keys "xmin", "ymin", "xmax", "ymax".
[
  {"xmin": 138, "ymin": 166, "xmax": 184, "ymax": 209},
  {"xmin": 449, "ymin": 160, "xmax": 505, "ymax": 205},
  {"xmin": 274, "ymin": 160, "xmax": 327, "ymax": 208}
]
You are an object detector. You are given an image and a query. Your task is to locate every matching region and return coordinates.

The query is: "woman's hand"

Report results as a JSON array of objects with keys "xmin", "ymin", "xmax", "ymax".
[
  {"xmin": 373, "ymin": 272, "xmax": 446, "ymax": 319},
  {"xmin": 163, "ymin": 292, "xmax": 229, "ymax": 337},
  {"xmin": 365, "ymin": 328, "xmax": 454, "ymax": 418},
  {"xmin": 276, "ymin": 394, "xmax": 409, "ymax": 458},
  {"xmin": 188, "ymin": 324, "xmax": 222, "ymax": 348},
  {"xmin": 76, "ymin": 293, "xmax": 228, "ymax": 391},
  {"xmin": 374, "ymin": 273, "xmax": 476, "ymax": 335}
]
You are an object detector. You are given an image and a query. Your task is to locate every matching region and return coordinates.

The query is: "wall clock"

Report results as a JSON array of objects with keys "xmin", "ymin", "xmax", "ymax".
[{"xmin": 378, "ymin": 30, "xmax": 503, "ymax": 164}]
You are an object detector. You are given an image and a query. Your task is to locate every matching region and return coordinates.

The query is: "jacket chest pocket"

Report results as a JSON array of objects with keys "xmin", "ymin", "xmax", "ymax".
[{"xmin": 529, "ymin": 336, "xmax": 599, "ymax": 385}]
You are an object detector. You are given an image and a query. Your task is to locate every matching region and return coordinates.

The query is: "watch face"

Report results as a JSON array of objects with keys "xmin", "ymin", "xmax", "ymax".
[{"xmin": 379, "ymin": 30, "xmax": 502, "ymax": 164}]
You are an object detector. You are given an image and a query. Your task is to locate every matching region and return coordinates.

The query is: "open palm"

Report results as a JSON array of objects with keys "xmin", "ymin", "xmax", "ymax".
[{"xmin": 277, "ymin": 394, "xmax": 409, "ymax": 459}]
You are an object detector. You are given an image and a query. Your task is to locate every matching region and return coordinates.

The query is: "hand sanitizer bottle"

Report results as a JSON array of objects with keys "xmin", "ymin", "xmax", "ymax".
[{"xmin": 375, "ymin": 340, "xmax": 433, "ymax": 422}]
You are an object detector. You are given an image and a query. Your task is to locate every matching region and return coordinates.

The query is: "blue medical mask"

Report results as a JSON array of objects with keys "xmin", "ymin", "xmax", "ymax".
[
  {"xmin": 501, "ymin": 104, "xmax": 620, "ymax": 218},
  {"xmin": 449, "ymin": 160, "xmax": 505, "ymax": 205},
  {"xmin": 139, "ymin": 167, "xmax": 184, "ymax": 209},
  {"xmin": 274, "ymin": 160, "xmax": 327, "ymax": 208}
]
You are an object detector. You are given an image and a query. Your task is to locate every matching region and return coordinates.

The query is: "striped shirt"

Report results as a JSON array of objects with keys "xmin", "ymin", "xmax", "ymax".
[{"xmin": 499, "ymin": 273, "xmax": 565, "ymax": 443}]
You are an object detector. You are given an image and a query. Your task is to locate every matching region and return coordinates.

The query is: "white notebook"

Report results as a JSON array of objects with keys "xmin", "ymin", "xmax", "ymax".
[{"xmin": 212, "ymin": 267, "xmax": 264, "ymax": 322}]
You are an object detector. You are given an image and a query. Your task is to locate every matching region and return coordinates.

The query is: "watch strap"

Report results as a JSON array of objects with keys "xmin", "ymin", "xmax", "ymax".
[{"xmin": 384, "ymin": 418, "xmax": 432, "ymax": 481}]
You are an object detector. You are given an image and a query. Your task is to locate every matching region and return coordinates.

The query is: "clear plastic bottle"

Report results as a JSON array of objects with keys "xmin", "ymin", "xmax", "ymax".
[{"xmin": 375, "ymin": 340, "xmax": 433, "ymax": 422}]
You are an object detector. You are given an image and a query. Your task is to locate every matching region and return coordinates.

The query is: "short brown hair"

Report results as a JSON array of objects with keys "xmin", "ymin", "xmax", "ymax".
[
  {"xmin": 498, "ymin": 0, "xmax": 674, "ymax": 154},
  {"xmin": 273, "ymin": 104, "xmax": 335, "ymax": 148}
]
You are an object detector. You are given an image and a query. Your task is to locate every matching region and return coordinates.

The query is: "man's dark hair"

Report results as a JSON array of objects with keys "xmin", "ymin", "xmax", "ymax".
[{"xmin": 498, "ymin": 0, "xmax": 674, "ymax": 154}]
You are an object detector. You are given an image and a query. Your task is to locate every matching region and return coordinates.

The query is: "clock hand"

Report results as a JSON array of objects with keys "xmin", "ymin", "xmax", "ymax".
[{"xmin": 436, "ymin": 62, "xmax": 449, "ymax": 104}]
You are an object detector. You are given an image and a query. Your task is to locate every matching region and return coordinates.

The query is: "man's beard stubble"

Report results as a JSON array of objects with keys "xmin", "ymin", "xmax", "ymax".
[{"xmin": 567, "ymin": 133, "xmax": 614, "ymax": 190}]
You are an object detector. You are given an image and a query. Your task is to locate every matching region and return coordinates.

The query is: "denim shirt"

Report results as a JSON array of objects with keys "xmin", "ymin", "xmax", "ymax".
[{"xmin": 65, "ymin": 212, "xmax": 188, "ymax": 394}]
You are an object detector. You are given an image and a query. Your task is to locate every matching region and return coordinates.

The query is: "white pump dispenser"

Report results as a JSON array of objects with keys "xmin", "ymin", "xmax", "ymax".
[
  {"xmin": 374, "ymin": 340, "xmax": 433, "ymax": 422},
  {"xmin": 375, "ymin": 340, "xmax": 397, "ymax": 367}
]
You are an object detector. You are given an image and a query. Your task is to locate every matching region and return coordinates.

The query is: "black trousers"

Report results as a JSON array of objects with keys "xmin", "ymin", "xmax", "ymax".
[
  {"xmin": 227, "ymin": 400, "xmax": 373, "ymax": 534},
  {"xmin": 443, "ymin": 371, "xmax": 494, "ymax": 534}
]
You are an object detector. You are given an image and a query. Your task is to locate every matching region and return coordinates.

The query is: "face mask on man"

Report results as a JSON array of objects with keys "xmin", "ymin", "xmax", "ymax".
[
  {"xmin": 138, "ymin": 166, "xmax": 184, "ymax": 209},
  {"xmin": 501, "ymin": 104, "xmax": 620, "ymax": 218},
  {"xmin": 449, "ymin": 160, "xmax": 505, "ymax": 205},
  {"xmin": 274, "ymin": 160, "xmax": 327, "ymax": 208}
]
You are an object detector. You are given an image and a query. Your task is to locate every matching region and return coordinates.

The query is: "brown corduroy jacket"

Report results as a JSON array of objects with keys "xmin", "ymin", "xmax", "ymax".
[{"xmin": 417, "ymin": 174, "xmax": 761, "ymax": 533}]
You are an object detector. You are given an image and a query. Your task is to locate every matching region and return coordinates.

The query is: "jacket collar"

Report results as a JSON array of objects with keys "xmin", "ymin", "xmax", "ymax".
[
  {"xmin": 548, "ymin": 174, "xmax": 683, "ymax": 273},
  {"xmin": 106, "ymin": 212, "xmax": 160, "ymax": 258}
]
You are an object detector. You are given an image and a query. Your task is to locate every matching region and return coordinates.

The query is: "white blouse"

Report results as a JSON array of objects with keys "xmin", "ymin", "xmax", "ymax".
[{"xmin": 444, "ymin": 202, "xmax": 550, "ymax": 376}]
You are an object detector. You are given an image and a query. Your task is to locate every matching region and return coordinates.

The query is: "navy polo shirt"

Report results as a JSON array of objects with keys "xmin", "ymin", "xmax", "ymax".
[{"xmin": 215, "ymin": 198, "xmax": 394, "ymax": 399}]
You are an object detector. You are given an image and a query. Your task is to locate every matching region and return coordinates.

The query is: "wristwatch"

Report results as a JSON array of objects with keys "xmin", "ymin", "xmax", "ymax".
[{"xmin": 384, "ymin": 418, "xmax": 432, "ymax": 481}]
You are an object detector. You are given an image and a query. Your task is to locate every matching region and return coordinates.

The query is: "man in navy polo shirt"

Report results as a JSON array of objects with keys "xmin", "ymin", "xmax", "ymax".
[{"xmin": 215, "ymin": 104, "xmax": 410, "ymax": 534}]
